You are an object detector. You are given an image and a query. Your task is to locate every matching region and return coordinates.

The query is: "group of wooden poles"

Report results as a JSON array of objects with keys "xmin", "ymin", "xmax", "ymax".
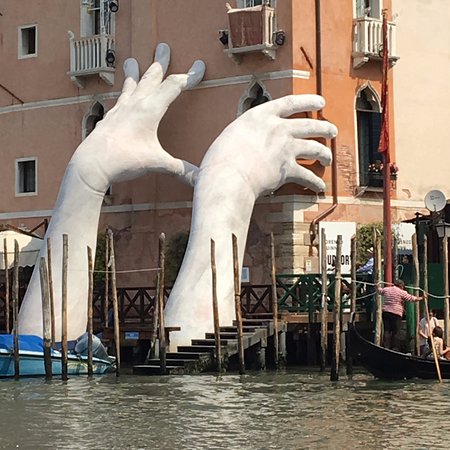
[
  {"xmin": 2, "ymin": 230, "xmax": 123, "ymax": 380},
  {"xmin": 5, "ymin": 224, "xmax": 447, "ymax": 381},
  {"xmin": 209, "ymin": 232, "xmax": 281, "ymax": 375},
  {"xmin": 324, "ymin": 228, "xmax": 450, "ymax": 382},
  {"xmin": 148, "ymin": 231, "xmax": 282, "ymax": 376}
]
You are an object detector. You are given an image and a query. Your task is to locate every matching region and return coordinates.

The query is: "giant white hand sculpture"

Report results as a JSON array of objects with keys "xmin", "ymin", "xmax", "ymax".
[
  {"xmin": 18, "ymin": 44, "xmax": 205, "ymax": 340},
  {"xmin": 165, "ymin": 96, "xmax": 337, "ymax": 348}
]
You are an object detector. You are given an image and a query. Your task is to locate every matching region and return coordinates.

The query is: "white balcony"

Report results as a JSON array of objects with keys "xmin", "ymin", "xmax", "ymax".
[
  {"xmin": 224, "ymin": 5, "xmax": 281, "ymax": 63},
  {"xmin": 352, "ymin": 18, "xmax": 399, "ymax": 69},
  {"xmin": 68, "ymin": 32, "xmax": 115, "ymax": 88}
]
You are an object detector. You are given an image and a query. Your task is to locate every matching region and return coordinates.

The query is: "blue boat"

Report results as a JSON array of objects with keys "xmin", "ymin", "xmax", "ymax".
[{"xmin": 0, "ymin": 334, "xmax": 115, "ymax": 378}]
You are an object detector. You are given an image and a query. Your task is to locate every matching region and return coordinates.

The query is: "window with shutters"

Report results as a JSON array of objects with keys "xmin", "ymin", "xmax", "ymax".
[
  {"xmin": 355, "ymin": 0, "xmax": 382, "ymax": 19},
  {"xmin": 16, "ymin": 158, "xmax": 37, "ymax": 196},
  {"xmin": 356, "ymin": 85, "xmax": 382, "ymax": 187}
]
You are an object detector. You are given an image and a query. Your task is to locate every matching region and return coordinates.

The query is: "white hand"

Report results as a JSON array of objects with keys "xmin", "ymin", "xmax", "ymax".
[
  {"xmin": 18, "ymin": 44, "xmax": 205, "ymax": 340},
  {"xmin": 201, "ymin": 94, "xmax": 336, "ymax": 195},
  {"xmin": 71, "ymin": 42, "xmax": 205, "ymax": 192},
  {"xmin": 165, "ymin": 95, "xmax": 337, "ymax": 348}
]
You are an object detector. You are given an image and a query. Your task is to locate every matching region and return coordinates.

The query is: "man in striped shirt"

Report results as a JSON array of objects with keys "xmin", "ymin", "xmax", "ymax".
[{"xmin": 378, "ymin": 280, "xmax": 423, "ymax": 350}]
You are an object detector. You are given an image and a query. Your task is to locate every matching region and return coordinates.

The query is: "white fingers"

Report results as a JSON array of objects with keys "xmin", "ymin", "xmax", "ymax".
[
  {"xmin": 152, "ymin": 59, "xmax": 205, "ymax": 110},
  {"xmin": 288, "ymin": 139, "xmax": 333, "ymax": 167},
  {"xmin": 134, "ymin": 43, "xmax": 171, "ymax": 96},
  {"xmin": 108, "ymin": 58, "xmax": 140, "ymax": 112},
  {"xmin": 258, "ymin": 94, "xmax": 326, "ymax": 118},
  {"xmin": 282, "ymin": 118, "xmax": 338, "ymax": 140},
  {"xmin": 285, "ymin": 163, "xmax": 327, "ymax": 193},
  {"xmin": 157, "ymin": 154, "xmax": 200, "ymax": 187},
  {"xmin": 184, "ymin": 60, "xmax": 206, "ymax": 90}
]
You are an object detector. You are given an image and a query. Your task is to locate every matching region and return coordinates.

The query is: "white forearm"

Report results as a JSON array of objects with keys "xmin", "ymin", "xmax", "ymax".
[
  {"xmin": 165, "ymin": 167, "xmax": 256, "ymax": 347},
  {"xmin": 18, "ymin": 167, "xmax": 104, "ymax": 340}
]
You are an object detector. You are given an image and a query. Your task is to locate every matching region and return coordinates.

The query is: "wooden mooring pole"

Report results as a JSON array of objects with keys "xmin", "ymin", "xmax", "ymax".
[
  {"xmin": 3, "ymin": 239, "xmax": 10, "ymax": 334},
  {"xmin": 320, "ymin": 228, "xmax": 328, "ymax": 371},
  {"xmin": 157, "ymin": 233, "xmax": 167, "ymax": 375},
  {"xmin": 13, "ymin": 240, "xmax": 19, "ymax": 379},
  {"xmin": 346, "ymin": 234, "xmax": 357, "ymax": 377},
  {"xmin": 108, "ymin": 230, "xmax": 121, "ymax": 376},
  {"xmin": 443, "ymin": 235, "xmax": 449, "ymax": 346},
  {"xmin": 232, "ymin": 234, "xmax": 245, "ymax": 375},
  {"xmin": 270, "ymin": 232, "xmax": 279, "ymax": 368},
  {"xmin": 61, "ymin": 234, "xmax": 69, "ymax": 381},
  {"xmin": 39, "ymin": 257, "xmax": 52, "ymax": 379},
  {"xmin": 412, "ymin": 234, "xmax": 420, "ymax": 356},
  {"xmin": 87, "ymin": 246, "xmax": 94, "ymax": 377},
  {"xmin": 331, "ymin": 235, "xmax": 342, "ymax": 381},
  {"xmin": 47, "ymin": 237, "xmax": 55, "ymax": 346},
  {"xmin": 210, "ymin": 239, "xmax": 222, "ymax": 373},
  {"xmin": 374, "ymin": 233, "xmax": 382, "ymax": 346},
  {"xmin": 350, "ymin": 235, "xmax": 357, "ymax": 313},
  {"xmin": 104, "ymin": 228, "xmax": 110, "ymax": 328},
  {"xmin": 422, "ymin": 235, "xmax": 442, "ymax": 383}
]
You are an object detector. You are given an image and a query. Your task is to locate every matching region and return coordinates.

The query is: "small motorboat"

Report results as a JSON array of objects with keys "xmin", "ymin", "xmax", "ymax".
[
  {"xmin": 349, "ymin": 315, "xmax": 450, "ymax": 380},
  {"xmin": 0, "ymin": 334, "xmax": 115, "ymax": 378}
]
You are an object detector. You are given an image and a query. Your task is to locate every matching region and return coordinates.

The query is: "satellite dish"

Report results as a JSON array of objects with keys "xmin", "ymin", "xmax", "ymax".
[{"xmin": 424, "ymin": 190, "xmax": 447, "ymax": 212}]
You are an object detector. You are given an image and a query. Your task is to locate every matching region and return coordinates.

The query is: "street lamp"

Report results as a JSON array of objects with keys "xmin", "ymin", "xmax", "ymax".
[{"xmin": 435, "ymin": 221, "xmax": 450, "ymax": 239}]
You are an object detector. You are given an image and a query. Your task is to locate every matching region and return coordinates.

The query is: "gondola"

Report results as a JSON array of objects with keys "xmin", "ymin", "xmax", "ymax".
[{"xmin": 348, "ymin": 315, "xmax": 450, "ymax": 380}]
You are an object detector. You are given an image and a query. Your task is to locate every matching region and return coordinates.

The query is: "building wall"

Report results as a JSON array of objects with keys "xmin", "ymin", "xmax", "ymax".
[
  {"xmin": 392, "ymin": 0, "xmax": 450, "ymax": 203},
  {"xmin": 1, "ymin": 0, "xmax": 419, "ymax": 287}
]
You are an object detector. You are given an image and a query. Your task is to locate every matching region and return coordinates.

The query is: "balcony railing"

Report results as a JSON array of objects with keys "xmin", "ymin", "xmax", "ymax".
[
  {"xmin": 68, "ymin": 32, "xmax": 115, "ymax": 88},
  {"xmin": 352, "ymin": 17, "xmax": 399, "ymax": 69},
  {"xmin": 224, "ymin": 5, "xmax": 279, "ymax": 62}
]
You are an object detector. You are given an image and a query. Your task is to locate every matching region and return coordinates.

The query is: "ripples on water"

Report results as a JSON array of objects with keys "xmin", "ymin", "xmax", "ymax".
[{"xmin": 1, "ymin": 369, "xmax": 450, "ymax": 450}]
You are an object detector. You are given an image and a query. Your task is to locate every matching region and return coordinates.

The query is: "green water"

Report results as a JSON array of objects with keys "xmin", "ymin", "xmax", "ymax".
[{"xmin": 0, "ymin": 369, "xmax": 449, "ymax": 449}]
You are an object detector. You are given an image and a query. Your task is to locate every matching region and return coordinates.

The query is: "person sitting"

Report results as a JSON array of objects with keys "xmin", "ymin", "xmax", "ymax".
[
  {"xmin": 429, "ymin": 326, "xmax": 450, "ymax": 360},
  {"xmin": 356, "ymin": 247, "xmax": 374, "ymax": 275},
  {"xmin": 418, "ymin": 310, "xmax": 438, "ymax": 356}
]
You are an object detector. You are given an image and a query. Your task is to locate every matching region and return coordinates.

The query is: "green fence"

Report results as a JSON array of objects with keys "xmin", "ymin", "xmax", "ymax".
[{"xmin": 276, "ymin": 273, "xmax": 373, "ymax": 317}]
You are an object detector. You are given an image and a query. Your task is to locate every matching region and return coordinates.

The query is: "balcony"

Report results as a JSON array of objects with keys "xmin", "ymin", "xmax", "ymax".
[
  {"xmin": 222, "ymin": 5, "xmax": 281, "ymax": 63},
  {"xmin": 68, "ymin": 32, "xmax": 115, "ymax": 88},
  {"xmin": 352, "ymin": 17, "xmax": 399, "ymax": 69}
]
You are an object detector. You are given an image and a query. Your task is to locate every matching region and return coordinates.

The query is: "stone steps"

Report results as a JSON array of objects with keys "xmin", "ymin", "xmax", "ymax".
[{"xmin": 132, "ymin": 313, "xmax": 275, "ymax": 375}]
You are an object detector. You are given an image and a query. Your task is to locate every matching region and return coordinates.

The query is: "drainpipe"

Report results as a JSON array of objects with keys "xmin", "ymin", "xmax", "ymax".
[{"xmin": 308, "ymin": 0, "xmax": 339, "ymax": 249}]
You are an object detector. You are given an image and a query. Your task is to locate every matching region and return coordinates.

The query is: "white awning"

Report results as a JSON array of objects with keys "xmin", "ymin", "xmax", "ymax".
[{"xmin": 0, "ymin": 230, "xmax": 43, "ymax": 270}]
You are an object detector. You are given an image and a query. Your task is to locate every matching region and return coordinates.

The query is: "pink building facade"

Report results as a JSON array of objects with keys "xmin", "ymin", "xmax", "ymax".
[{"xmin": 0, "ymin": 1, "xmax": 402, "ymax": 285}]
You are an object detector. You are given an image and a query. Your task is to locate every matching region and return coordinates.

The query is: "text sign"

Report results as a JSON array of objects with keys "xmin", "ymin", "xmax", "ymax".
[
  {"xmin": 393, "ymin": 223, "xmax": 415, "ymax": 254},
  {"xmin": 124, "ymin": 331, "xmax": 139, "ymax": 340},
  {"xmin": 319, "ymin": 222, "xmax": 356, "ymax": 275}
]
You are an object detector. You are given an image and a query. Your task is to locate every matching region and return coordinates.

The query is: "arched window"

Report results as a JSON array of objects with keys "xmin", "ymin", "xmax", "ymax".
[
  {"xmin": 83, "ymin": 102, "xmax": 111, "ymax": 195},
  {"xmin": 238, "ymin": 81, "xmax": 270, "ymax": 116},
  {"xmin": 356, "ymin": 85, "xmax": 382, "ymax": 186},
  {"xmin": 83, "ymin": 101, "xmax": 104, "ymax": 139}
]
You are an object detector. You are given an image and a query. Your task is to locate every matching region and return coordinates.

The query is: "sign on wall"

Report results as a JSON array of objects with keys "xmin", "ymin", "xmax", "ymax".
[
  {"xmin": 393, "ymin": 223, "xmax": 415, "ymax": 253},
  {"xmin": 319, "ymin": 222, "xmax": 357, "ymax": 275}
]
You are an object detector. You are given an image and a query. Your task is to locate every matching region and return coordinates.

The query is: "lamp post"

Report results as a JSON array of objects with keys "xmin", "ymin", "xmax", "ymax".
[
  {"xmin": 435, "ymin": 220, "xmax": 450, "ymax": 345},
  {"xmin": 435, "ymin": 221, "xmax": 450, "ymax": 240}
]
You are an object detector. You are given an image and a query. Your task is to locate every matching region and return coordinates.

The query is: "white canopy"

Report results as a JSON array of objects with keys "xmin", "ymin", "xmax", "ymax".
[{"xmin": 0, "ymin": 230, "xmax": 43, "ymax": 270}]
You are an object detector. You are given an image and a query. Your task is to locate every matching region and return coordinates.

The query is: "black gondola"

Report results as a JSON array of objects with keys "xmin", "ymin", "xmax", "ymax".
[{"xmin": 349, "ymin": 315, "xmax": 450, "ymax": 380}]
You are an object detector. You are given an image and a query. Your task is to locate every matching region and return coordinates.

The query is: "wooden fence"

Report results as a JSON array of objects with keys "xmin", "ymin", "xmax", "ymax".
[{"xmin": 0, "ymin": 275, "xmax": 371, "ymax": 333}]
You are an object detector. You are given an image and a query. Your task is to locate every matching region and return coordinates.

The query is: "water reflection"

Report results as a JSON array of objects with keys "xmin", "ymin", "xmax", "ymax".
[{"xmin": 0, "ymin": 370, "xmax": 449, "ymax": 449}]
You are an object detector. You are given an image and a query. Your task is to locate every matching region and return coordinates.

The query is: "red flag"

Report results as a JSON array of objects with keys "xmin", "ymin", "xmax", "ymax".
[{"xmin": 378, "ymin": 10, "xmax": 389, "ymax": 154}]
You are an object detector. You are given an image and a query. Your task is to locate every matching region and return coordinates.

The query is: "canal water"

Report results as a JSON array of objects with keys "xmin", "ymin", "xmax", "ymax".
[{"xmin": 1, "ymin": 369, "xmax": 449, "ymax": 449}]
